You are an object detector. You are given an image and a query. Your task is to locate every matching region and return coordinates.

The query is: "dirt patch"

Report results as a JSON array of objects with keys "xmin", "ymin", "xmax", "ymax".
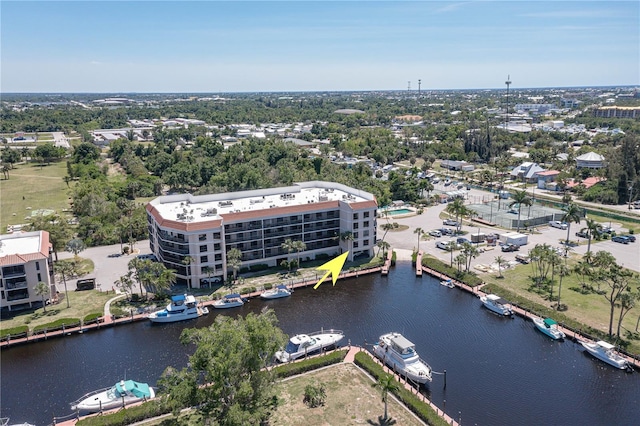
[{"xmin": 270, "ymin": 363, "xmax": 424, "ymax": 426}]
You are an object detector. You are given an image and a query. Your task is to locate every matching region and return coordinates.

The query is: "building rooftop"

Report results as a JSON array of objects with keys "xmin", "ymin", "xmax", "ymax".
[
  {"xmin": 148, "ymin": 181, "xmax": 376, "ymax": 225},
  {"xmin": 0, "ymin": 231, "xmax": 50, "ymax": 266}
]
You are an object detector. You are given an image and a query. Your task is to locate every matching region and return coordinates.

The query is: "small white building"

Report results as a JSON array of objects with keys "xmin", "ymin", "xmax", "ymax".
[
  {"xmin": 576, "ymin": 152, "xmax": 605, "ymax": 169},
  {"xmin": 499, "ymin": 232, "xmax": 528, "ymax": 247}
]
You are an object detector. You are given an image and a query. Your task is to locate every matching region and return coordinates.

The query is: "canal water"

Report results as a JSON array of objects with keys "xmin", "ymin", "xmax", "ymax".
[{"xmin": 1, "ymin": 262, "xmax": 639, "ymax": 426}]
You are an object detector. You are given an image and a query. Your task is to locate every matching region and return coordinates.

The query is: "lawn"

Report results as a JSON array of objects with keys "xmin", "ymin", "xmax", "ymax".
[
  {"xmin": 0, "ymin": 161, "xmax": 72, "ymax": 230},
  {"xmin": 270, "ymin": 363, "xmax": 423, "ymax": 426},
  {"xmin": 0, "ymin": 289, "xmax": 114, "ymax": 332},
  {"xmin": 482, "ymin": 256, "xmax": 640, "ymax": 353}
]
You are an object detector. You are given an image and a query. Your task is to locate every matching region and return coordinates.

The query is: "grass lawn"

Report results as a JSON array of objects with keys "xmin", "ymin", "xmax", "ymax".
[
  {"xmin": 0, "ymin": 289, "xmax": 114, "ymax": 332},
  {"xmin": 583, "ymin": 212, "xmax": 640, "ymax": 234},
  {"xmin": 0, "ymin": 161, "xmax": 72, "ymax": 230},
  {"xmin": 482, "ymin": 257, "xmax": 640, "ymax": 353},
  {"xmin": 270, "ymin": 363, "xmax": 423, "ymax": 426}
]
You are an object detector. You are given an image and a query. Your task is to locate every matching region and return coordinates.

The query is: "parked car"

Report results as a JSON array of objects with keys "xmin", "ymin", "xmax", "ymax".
[
  {"xmin": 612, "ymin": 236, "xmax": 630, "ymax": 244},
  {"xmin": 575, "ymin": 230, "xmax": 589, "ymax": 238},
  {"xmin": 515, "ymin": 254, "xmax": 530, "ymax": 264},
  {"xmin": 549, "ymin": 221, "xmax": 568, "ymax": 230},
  {"xmin": 432, "ymin": 177, "xmax": 440, "ymax": 184},
  {"xmin": 440, "ymin": 228, "xmax": 455, "ymax": 236},
  {"xmin": 436, "ymin": 240, "xmax": 457, "ymax": 250},
  {"xmin": 444, "ymin": 179, "xmax": 452, "ymax": 186},
  {"xmin": 600, "ymin": 225, "xmax": 614, "ymax": 234},
  {"xmin": 428, "ymin": 229, "xmax": 442, "ymax": 237},
  {"xmin": 443, "ymin": 219, "xmax": 459, "ymax": 226},
  {"xmin": 202, "ymin": 276, "xmax": 223, "ymax": 285},
  {"xmin": 456, "ymin": 237, "xmax": 471, "ymax": 245},
  {"xmin": 137, "ymin": 253, "xmax": 157, "ymax": 261},
  {"xmin": 623, "ymin": 235, "xmax": 636, "ymax": 242},
  {"xmin": 501, "ymin": 244, "xmax": 519, "ymax": 252}
]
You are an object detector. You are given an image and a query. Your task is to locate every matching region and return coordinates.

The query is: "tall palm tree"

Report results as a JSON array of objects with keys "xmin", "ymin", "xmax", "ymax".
[
  {"xmin": 292, "ymin": 240, "xmax": 307, "ymax": 270},
  {"xmin": 445, "ymin": 198, "xmax": 468, "ymax": 233},
  {"xmin": 509, "ymin": 190, "xmax": 532, "ymax": 233},
  {"xmin": 561, "ymin": 203, "xmax": 582, "ymax": 246},
  {"xmin": 413, "ymin": 227, "xmax": 423, "ymax": 251},
  {"xmin": 181, "ymin": 255, "xmax": 194, "ymax": 289},
  {"xmin": 462, "ymin": 242, "xmax": 479, "ymax": 273},
  {"xmin": 340, "ymin": 231, "xmax": 354, "ymax": 259},
  {"xmin": 372, "ymin": 373, "xmax": 400, "ymax": 422},
  {"xmin": 202, "ymin": 266, "xmax": 214, "ymax": 288},
  {"xmin": 573, "ymin": 260, "xmax": 591, "ymax": 290},
  {"xmin": 556, "ymin": 264, "xmax": 570, "ymax": 310},
  {"xmin": 54, "ymin": 261, "xmax": 76, "ymax": 308},
  {"xmin": 376, "ymin": 240, "xmax": 390, "ymax": 258},
  {"xmin": 494, "ymin": 255, "xmax": 506, "ymax": 278},
  {"xmin": 34, "ymin": 281, "xmax": 50, "ymax": 312},
  {"xmin": 454, "ymin": 253, "xmax": 467, "ymax": 273},
  {"xmin": 280, "ymin": 238, "xmax": 296, "ymax": 272},
  {"xmin": 583, "ymin": 218, "xmax": 602, "ymax": 254},
  {"xmin": 65, "ymin": 238, "xmax": 86, "ymax": 266},
  {"xmin": 226, "ymin": 248, "xmax": 242, "ymax": 282}
]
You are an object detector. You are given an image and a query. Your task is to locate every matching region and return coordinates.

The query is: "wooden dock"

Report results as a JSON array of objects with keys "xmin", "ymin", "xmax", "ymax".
[
  {"xmin": 381, "ymin": 249, "xmax": 393, "ymax": 276},
  {"xmin": 415, "ymin": 251, "xmax": 423, "ymax": 276}
]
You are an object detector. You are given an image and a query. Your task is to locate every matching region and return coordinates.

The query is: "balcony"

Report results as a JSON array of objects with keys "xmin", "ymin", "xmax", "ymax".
[
  {"xmin": 157, "ymin": 232, "xmax": 186, "ymax": 243},
  {"xmin": 6, "ymin": 289, "xmax": 29, "ymax": 301},
  {"xmin": 5, "ymin": 280, "xmax": 28, "ymax": 290}
]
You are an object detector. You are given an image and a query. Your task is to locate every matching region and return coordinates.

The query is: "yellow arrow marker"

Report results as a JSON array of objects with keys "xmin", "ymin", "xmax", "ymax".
[{"xmin": 314, "ymin": 251, "xmax": 349, "ymax": 290}]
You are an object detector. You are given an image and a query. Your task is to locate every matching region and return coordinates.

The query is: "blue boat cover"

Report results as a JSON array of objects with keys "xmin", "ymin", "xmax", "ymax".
[
  {"xmin": 544, "ymin": 318, "xmax": 558, "ymax": 327},
  {"xmin": 115, "ymin": 380, "xmax": 153, "ymax": 398},
  {"xmin": 276, "ymin": 285, "xmax": 288, "ymax": 290},
  {"xmin": 171, "ymin": 295, "xmax": 186, "ymax": 302},
  {"xmin": 225, "ymin": 293, "xmax": 241, "ymax": 299}
]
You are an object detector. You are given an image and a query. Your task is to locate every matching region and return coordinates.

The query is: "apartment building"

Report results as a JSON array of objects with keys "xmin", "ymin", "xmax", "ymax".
[
  {"xmin": 0, "ymin": 231, "xmax": 55, "ymax": 312},
  {"xmin": 146, "ymin": 181, "xmax": 378, "ymax": 288},
  {"xmin": 593, "ymin": 106, "xmax": 640, "ymax": 119}
]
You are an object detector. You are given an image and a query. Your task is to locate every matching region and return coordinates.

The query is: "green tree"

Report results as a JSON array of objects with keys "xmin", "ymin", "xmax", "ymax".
[
  {"xmin": 65, "ymin": 238, "xmax": 86, "ymax": 265},
  {"xmin": 34, "ymin": 281, "xmax": 50, "ymax": 312},
  {"xmin": 555, "ymin": 263, "xmax": 570, "ymax": 310},
  {"xmin": 280, "ymin": 238, "xmax": 296, "ymax": 273},
  {"xmin": 561, "ymin": 203, "xmax": 582, "ymax": 246},
  {"xmin": 509, "ymin": 190, "xmax": 532, "ymax": 233},
  {"xmin": 158, "ymin": 310, "xmax": 287, "ymax": 425},
  {"xmin": 494, "ymin": 255, "xmax": 506, "ymax": 278},
  {"xmin": 340, "ymin": 231, "xmax": 354, "ymax": 258},
  {"xmin": 54, "ymin": 261, "xmax": 76, "ymax": 309},
  {"xmin": 372, "ymin": 373, "xmax": 400, "ymax": 422},
  {"xmin": 413, "ymin": 227, "xmax": 423, "ymax": 252},
  {"xmin": 27, "ymin": 214, "xmax": 72, "ymax": 261},
  {"xmin": 616, "ymin": 289, "xmax": 639, "ymax": 338},
  {"xmin": 292, "ymin": 240, "xmax": 307, "ymax": 269},
  {"xmin": 115, "ymin": 271, "xmax": 135, "ymax": 299},
  {"xmin": 227, "ymin": 248, "xmax": 242, "ymax": 282},
  {"xmin": 461, "ymin": 242, "xmax": 479, "ymax": 273},
  {"xmin": 445, "ymin": 198, "xmax": 469, "ymax": 233},
  {"xmin": 583, "ymin": 218, "xmax": 602, "ymax": 255},
  {"xmin": 182, "ymin": 255, "xmax": 194, "ymax": 289}
]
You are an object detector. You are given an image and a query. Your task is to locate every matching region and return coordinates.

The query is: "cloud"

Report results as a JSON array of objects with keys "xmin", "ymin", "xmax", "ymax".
[
  {"xmin": 90, "ymin": 60, "xmax": 103, "ymax": 65},
  {"xmin": 433, "ymin": 2, "xmax": 472, "ymax": 14}
]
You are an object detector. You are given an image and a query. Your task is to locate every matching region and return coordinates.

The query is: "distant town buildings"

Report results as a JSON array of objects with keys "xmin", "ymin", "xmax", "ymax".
[
  {"xmin": 593, "ymin": 106, "xmax": 640, "ymax": 119},
  {"xmin": 576, "ymin": 152, "xmax": 605, "ymax": 169}
]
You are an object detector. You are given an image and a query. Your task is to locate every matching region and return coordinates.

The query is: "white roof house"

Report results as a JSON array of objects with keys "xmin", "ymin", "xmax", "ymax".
[
  {"xmin": 576, "ymin": 152, "xmax": 605, "ymax": 169},
  {"xmin": 510, "ymin": 162, "xmax": 545, "ymax": 181}
]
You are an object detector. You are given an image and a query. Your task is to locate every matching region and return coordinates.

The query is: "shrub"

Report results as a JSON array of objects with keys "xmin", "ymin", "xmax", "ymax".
[
  {"xmin": 33, "ymin": 318, "xmax": 81, "ymax": 333},
  {"xmin": 391, "ymin": 251, "xmax": 397, "ymax": 266},
  {"xmin": 83, "ymin": 312, "xmax": 102, "ymax": 323},
  {"xmin": 76, "ymin": 400, "xmax": 171, "ymax": 426},
  {"xmin": 303, "ymin": 382, "xmax": 327, "ymax": 408},
  {"xmin": 249, "ymin": 263, "xmax": 269, "ymax": 272},
  {"xmin": 264, "ymin": 283, "xmax": 273, "ymax": 290},
  {"xmin": 315, "ymin": 253, "xmax": 330, "ymax": 260},
  {"xmin": 0, "ymin": 325, "xmax": 29, "ymax": 339},
  {"xmin": 273, "ymin": 349, "xmax": 347, "ymax": 379},
  {"xmin": 422, "ymin": 257, "xmax": 483, "ymax": 286}
]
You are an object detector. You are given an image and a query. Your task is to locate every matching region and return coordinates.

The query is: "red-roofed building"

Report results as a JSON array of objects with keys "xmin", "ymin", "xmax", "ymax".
[
  {"xmin": 535, "ymin": 170, "xmax": 561, "ymax": 190},
  {"xmin": 1, "ymin": 231, "xmax": 55, "ymax": 312},
  {"xmin": 565, "ymin": 177, "xmax": 606, "ymax": 190}
]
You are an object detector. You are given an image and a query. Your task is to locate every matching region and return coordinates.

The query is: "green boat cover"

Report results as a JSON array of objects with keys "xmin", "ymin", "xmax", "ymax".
[
  {"xmin": 543, "ymin": 318, "xmax": 558, "ymax": 327},
  {"xmin": 115, "ymin": 380, "xmax": 152, "ymax": 398}
]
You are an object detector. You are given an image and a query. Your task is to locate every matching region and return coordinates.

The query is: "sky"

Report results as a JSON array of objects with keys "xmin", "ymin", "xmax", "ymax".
[{"xmin": 1, "ymin": 1, "xmax": 639, "ymax": 92}]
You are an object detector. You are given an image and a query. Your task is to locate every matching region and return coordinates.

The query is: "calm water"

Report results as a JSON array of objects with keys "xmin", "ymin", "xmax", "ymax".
[{"xmin": 1, "ymin": 262, "xmax": 639, "ymax": 426}]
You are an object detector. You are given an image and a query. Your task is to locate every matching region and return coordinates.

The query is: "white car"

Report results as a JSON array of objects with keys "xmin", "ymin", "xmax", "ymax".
[
  {"xmin": 436, "ymin": 240, "xmax": 457, "ymax": 250},
  {"xmin": 549, "ymin": 221, "xmax": 568, "ymax": 230},
  {"xmin": 443, "ymin": 219, "xmax": 459, "ymax": 226},
  {"xmin": 429, "ymin": 229, "xmax": 442, "ymax": 237}
]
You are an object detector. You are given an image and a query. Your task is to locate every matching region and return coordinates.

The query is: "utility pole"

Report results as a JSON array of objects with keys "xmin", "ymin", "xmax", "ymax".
[
  {"xmin": 505, "ymin": 75, "xmax": 512, "ymax": 131},
  {"xmin": 407, "ymin": 81, "xmax": 411, "ymax": 92},
  {"xmin": 418, "ymin": 79, "xmax": 421, "ymax": 95},
  {"xmin": 628, "ymin": 181, "xmax": 634, "ymax": 210}
]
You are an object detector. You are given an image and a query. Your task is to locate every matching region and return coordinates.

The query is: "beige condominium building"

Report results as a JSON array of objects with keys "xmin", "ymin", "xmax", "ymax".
[
  {"xmin": 0, "ymin": 230, "xmax": 55, "ymax": 312},
  {"xmin": 146, "ymin": 181, "xmax": 378, "ymax": 288}
]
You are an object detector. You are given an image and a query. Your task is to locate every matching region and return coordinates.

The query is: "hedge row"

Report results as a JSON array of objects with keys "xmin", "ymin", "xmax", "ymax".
[
  {"xmin": 273, "ymin": 349, "xmax": 347, "ymax": 379},
  {"xmin": 0, "ymin": 325, "xmax": 28, "ymax": 339},
  {"xmin": 76, "ymin": 400, "xmax": 171, "ymax": 426},
  {"xmin": 33, "ymin": 318, "xmax": 81, "ymax": 332},
  {"xmin": 422, "ymin": 257, "xmax": 483, "ymax": 287},
  {"xmin": 354, "ymin": 352, "xmax": 450, "ymax": 426},
  {"xmin": 83, "ymin": 312, "xmax": 103, "ymax": 322}
]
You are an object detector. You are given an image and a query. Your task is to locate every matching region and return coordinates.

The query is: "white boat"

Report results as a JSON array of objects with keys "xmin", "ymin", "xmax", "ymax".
[
  {"xmin": 533, "ymin": 317, "xmax": 565, "ymax": 340},
  {"xmin": 579, "ymin": 340, "xmax": 630, "ymax": 370},
  {"xmin": 372, "ymin": 332, "xmax": 432, "ymax": 384},
  {"xmin": 260, "ymin": 284, "xmax": 292, "ymax": 300},
  {"xmin": 148, "ymin": 294, "xmax": 207, "ymax": 323},
  {"xmin": 440, "ymin": 279, "xmax": 455, "ymax": 288},
  {"xmin": 275, "ymin": 329, "xmax": 344, "ymax": 362},
  {"xmin": 480, "ymin": 294, "xmax": 513, "ymax": 316},
  {"xmin": 71, "ymin": 379, "xmax": 155, "ymax": 413},
  {"xmin": 212, "ymin": 293, "xmax": 245, "ymax": 309}
]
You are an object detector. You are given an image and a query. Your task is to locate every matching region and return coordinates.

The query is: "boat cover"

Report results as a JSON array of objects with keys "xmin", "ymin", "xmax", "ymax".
[
  {"xmin": 389, "ymin": 334, "xmax": 415, "ymax": 352},
  {"xmin": 276, "ymin": 285, "xmax": 288, "ymax": 290},
  {"xmin": 543, "ymin": 318, "xmax": 557, "ymax": 327},
  {"xmin": 225, "ymin": 293, "xmax": 241, "ymax": 299},
  {"xmin": 115, "ymin": 380, "xmax": 153, "ymax": 399},
  {"xmin": 171, "ymin": 295, "xmax": 186, "ymax": 302}
]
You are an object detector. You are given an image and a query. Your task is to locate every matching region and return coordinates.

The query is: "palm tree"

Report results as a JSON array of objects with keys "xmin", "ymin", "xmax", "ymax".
[
  {"xmin": 376, "ymin": 240, "xmax": 390, "ymax": 258},
  {"xmin": 292, "ymin": 240, "xmax": 307, "ymax": 270},
  {"xmin": 495, "ymin": 255, "xmax": 506, "ymax": 278},
  {"xmin": 454, "ymin": 253, "xmax": 467, "ymax": 273},
  {"xmin": 413, "ymin": 227, "xmax": 423, "ymax": 251},
  {"xmin": 445, "ymin": 198, "xmax": 468, "ymax": 233},
  {"xmin": 556, "ymin": 263, "xmax": 570, "ymax": 310},
  {"xmin": 280, "ymin": 238, "xmax": 296, "ymax": 273},
  {"xmin": 202, "ymin": 266, "xmax": 214, "ymax": 288},
  {"xmin": 65, "ymin": 238, "xmax": 86, "ymax": 266},
  {"xmin": 561, "ymin": 203, "xmax": 582, "ymax": 246},
  {"xmin": 509, "ymin": 190, "xmax": 532, "ymax": 233},
  {"xmin": 340, "ymin": 231, "xmax": 354, "ymax": 259},
  {"xmin": 181, "ymin": 255, "xmax": 194, "ymax": 289},
  {"xmin": 380, "ymin": 223, "xmax": 395, "ymax": 244},
  {"xmin": 226, "ymin": 248, "xmax": 242, "ymax": 282},
  {"xmin": 583, "ymin": 218, "xmax": 602, "ymax": 254},
  {"xmin": 372, "ymin": 373, "xmax": 400, "ymax": 422},
  {"xmin": 462, "ymin": 242, "xmax": 479, "ymax": 273},
  {"xmin": 34, "ymin": 281, "xmax": 50, "ymax": 312},
  {"xmin": 573, "ymin": 260, "xmax": 591, "ymax": 290},
  {"xmin": 54, "ymin": 261, "xmax": 76, "ymax": 308}
]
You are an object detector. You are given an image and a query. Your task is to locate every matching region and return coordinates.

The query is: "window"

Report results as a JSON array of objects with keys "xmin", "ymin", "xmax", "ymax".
[
  {"xmin": 35, "ymin": 262, "xmax": 40, "ymax": 271},
  {"xmin": 215, "ymin": 254, "xmax": 222, "ymax": 261},
  {"xmin": 213, "ymin": 232, "xmax": 221, "ymax": 240},
  {"xmin": 201, "ymin": 255, "xmax": 208, "ymax": 263},
  {"xmin": 353, "ymin": 223, "xmax": 359, "ymax": 229},
  {"xmin": 353, "ymin": 242, "xmax": 359, "ymax": 248},
  {"xmin": 37, "ymin": 273, "xmax": 42, "ymax": 282},
  {"xmin": 353, "ymin": 213, "xmax": 359, "ymax": 220},
  {"xmin": 214, "ymin": 243, "xmax": 221, "ymax": 251},
  {"xmin": 199, "ymin": 234, "xmax": 207, "ymax": 241},
  {"xmin": 363, "ymin": 230, "xmax": 370, "ymax": 237},
  {"xmin": 363, "ymin": 221, "xmax": 369, "ymax": 228},
  {"xmin": 364, "ymin": 211, "xmax": 370, "ymax": 218},
  {"xmin": 353, "ymin": 232, "xmax": 359, "ymax": 239},
  {"xmin": 200, "ymin": 245, "xmax": 207, "ymax": 253},
  {"xmin": 364, "ymin": 239, "xmax": 369, "ymax": 246}
]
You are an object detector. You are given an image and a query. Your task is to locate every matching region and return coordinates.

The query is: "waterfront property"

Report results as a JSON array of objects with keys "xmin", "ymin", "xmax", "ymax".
[
  {"xmin": 146, "ymin": 181, "xmax": 378, "ymax": 288},
  {"xmin": 0, "ymin": 231, "xmax": 55, "ymax": 312}
]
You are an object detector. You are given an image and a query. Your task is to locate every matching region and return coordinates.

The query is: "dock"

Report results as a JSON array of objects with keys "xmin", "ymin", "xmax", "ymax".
[
  {"xmin": 381, "ymin": 249, "xmax": 392, "ymax": 275},
  {"xmin": 415, "ymin": 251, "xmax": 423, "ymax": 276}
]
